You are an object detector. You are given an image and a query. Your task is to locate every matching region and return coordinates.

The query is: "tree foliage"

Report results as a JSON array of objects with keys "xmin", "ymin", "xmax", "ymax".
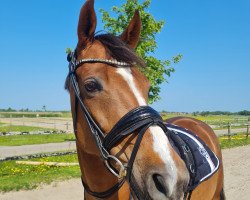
[
  {"xmin": 192, "ymin": 110, "xmax": 250, "ymax": 116},
  {"xmin": 100, "ymin": 0, "xmax": 182, "ymax": 103}
]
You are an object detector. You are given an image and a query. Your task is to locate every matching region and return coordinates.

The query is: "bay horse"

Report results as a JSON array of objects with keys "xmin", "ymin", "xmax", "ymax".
[{"xmin": 65, "ymin": 0, "xmax": 225, "ymax": 199}]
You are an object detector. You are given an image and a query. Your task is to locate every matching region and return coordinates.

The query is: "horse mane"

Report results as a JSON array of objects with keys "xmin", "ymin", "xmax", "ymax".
[
  {"xmin": 95, "ymin": 33, "xmax": 145, "ymax": 67},
  {"xmin": 65, "ymin": 33, "xmax": 145, "ymax": 91}
]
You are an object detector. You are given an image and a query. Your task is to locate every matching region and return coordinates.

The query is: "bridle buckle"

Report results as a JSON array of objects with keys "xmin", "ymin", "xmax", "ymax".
[{"xmin": 104, "ymin": 155, "xmax": 127, "ymax": 179}]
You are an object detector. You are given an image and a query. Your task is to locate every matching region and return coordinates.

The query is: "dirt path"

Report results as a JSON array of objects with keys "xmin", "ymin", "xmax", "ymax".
[
  {"xmin": 0, "ymin": 141, "xmax": 76, "ymax": 160},
  {"xmin": 222, "ymin": 145, "xmax": 250, "ymax": 200},
  {"xmin": 0, "ymin": 179, "xmax": 84, "ymax": 200},
  {"xmin": 0, "ymin": 117, "xmax": 73, "ymax": 132},
  {"xmin": 0, "ymin": 145, "xmax": 249, "ymax": 200}
]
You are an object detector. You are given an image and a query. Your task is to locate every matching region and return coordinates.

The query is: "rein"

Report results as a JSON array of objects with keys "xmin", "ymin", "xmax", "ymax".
[{"xmin": 67, "ymin": 51, "xmax": 193, "ymax": 199}]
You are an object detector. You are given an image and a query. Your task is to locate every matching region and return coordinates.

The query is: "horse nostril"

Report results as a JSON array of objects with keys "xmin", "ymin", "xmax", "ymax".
[{"xmin": 152, "ymin": 173, "xmax": 168, "ymax": 196}]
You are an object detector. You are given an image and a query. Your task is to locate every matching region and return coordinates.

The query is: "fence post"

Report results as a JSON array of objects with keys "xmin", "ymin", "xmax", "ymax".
[
  {"xmin": 235, "ymin": 118, "xmax": 238, "ymax": 123},
  {"xmin": 9, "ymin": 114, "xmax": 12, "ymax": 132},
  {"xmin": 227, "ymin": 122, "xmax": 231, "ymax": 140},
  {"xmin": 247, "ymin": 124, "xmax": 249, "ymax": 139},
  {"xmin": 66, "ymin": 122, "xmax": 69, "ymax": 130},
  {"xmin": 10, "ymin": 114, "xmax": 12, "ymax": 125}
]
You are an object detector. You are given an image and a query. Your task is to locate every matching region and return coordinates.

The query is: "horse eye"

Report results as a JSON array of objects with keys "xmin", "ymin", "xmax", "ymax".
[{"xmin": 84, "ymin": 79, "xmax": 102, "ymax": 93}]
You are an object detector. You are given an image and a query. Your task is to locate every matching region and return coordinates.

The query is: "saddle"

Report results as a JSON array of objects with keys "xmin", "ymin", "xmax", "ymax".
[{"xmin": 166, "ymin": 123, "xmax": 220, "ymax": 191}]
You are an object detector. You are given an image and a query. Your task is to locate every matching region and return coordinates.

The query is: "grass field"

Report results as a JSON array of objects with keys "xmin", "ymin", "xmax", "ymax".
[
  {"xmin": 0, "ymin": 111, "xmax": 72, "ymax": 118},
  {"xmin": 219, "ymin": 134, "xmax": 250, "ymax": 149},
  {"xmin": 0, "ymin": 133, "xmax": 75, "ymax": 146},
  {"xmin": 1, "ymin": 111, "xmax": 249, "ymax": 128},
  {"xmin": 0, "ymin": 134, "xmax": 249, "ymax": 192},
  {"xmin": 0, "ymin": 112, "xmax": 248, "ymax": 192},
  {"xmin": 0, "ymin": 125, "xmax": 50, "ymax": 133},
  {"xmin": 162, "ymin": 113, "xmax": 249, "ymax": 126},
  {"xmin": 60, "ymin": 112, "xmax": 72, "ymax": 118},
  {"xmin": 213, "ymin": 125, "xmax": 249, "ymax": 130},
  {"xmin": 0, "ymin": 154, "xmax": 80, "ymax": 192}
]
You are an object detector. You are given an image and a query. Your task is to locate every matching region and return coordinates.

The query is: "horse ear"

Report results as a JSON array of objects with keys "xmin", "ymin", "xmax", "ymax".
[
  {"xmin": 77, "ymin": 0, "xmax": 97, "ymax": 47},
  {"xmin": 120, "ymin": 10, "xmax": 142, "ymax": 49}
]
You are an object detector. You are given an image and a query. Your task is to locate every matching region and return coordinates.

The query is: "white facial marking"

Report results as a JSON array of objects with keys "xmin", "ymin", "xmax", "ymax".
[
  {"xmin": 116, "ymin": 67, "xmax": 177, "ymax": 195},
  {"xmin": 116, "ymin": 68, "xmax": 146, "ymax": 106},
  {"xmin": 150, "ymin": 126, "xmax": 177, "ymax": 195}
]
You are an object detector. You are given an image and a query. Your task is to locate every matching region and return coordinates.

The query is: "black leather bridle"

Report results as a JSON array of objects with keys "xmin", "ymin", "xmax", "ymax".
[{"xmin": 67, "ymin": 51, "xmax": 193, "ymax": 200}]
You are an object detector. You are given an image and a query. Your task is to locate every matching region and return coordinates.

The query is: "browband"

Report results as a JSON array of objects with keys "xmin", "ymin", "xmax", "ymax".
[{"xmin": 67, "ymin": 52, "xmax": 130, "ymax": 72}]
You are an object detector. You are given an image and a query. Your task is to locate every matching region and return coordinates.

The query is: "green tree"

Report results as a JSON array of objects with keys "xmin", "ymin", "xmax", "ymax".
[
  {"xmin": 6, "ymin": 107, "xmax": 15, "ymax": 112},
  {"xmin": 100, "ymin": 0, "xmax": 182, "ymax": 103}
]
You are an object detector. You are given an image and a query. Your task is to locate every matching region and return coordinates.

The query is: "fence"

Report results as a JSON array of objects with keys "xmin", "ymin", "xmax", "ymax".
[
  {"xmin": 0, "ymin": 116, "xmax": 73, "ymax": 132},
  {"xmin": 222, "ymin": 123, "xmax": 249, "ymax": 140},
  {"xmin": 1, "ymin": 115, "xmax": 249, "ymax": 136},
  {"xmin": 203, "ymin": 118, "xmax": 249, "ymax": 127},
  {"xmin": 0, "ymin": 112, "xmax": 64, "ymax": 118}
]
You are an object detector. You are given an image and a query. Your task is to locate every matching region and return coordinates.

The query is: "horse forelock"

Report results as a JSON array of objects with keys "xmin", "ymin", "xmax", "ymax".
[{"xmin": 64, "ymin": 33, "xmax": 145, "ymax": 92}]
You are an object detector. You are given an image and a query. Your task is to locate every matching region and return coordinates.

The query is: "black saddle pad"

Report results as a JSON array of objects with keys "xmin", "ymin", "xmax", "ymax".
[{"xmin": 166, "ymin": 123, "xmax": 220, "ymax": 190}]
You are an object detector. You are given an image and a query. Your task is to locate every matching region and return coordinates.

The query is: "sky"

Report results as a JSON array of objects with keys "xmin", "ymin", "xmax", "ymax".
[{"xmin": 0, "ymin": 0, "xmax": 249, "ymax": 112}]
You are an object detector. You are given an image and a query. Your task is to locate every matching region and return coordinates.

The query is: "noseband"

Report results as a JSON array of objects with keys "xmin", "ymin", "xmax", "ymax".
[{"xmin": 67, "ymin": 52, "xmax": 191, "ymax": 199}]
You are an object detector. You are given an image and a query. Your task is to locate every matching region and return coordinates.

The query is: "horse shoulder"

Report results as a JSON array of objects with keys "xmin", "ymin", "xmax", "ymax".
[
  {"xmin": 166, "ymin": 116, "xmax": 221, "ymax": 158},
  {"xmin": 166, "ymin": 117, "xmax": 224, "ymax": 200}
]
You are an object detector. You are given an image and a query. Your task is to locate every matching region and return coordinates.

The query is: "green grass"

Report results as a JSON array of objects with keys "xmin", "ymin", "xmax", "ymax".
[
  {"xmin": 0, "ymin": 112, "xmax": 63, "ymax": 118},
  {"xmin": 0, "ymin": 125, "xmax": 50, "ymax": 133},
  {"xmin": 0, "ymin": 134, "xmax": 249, "ymax": 192},
  {"xmin": 0, "ymin": 154, "xmax": 80, "ymax": 192},
  {"xmin": 219, "ymin": 134, "xmax": 250, "ymax": 149},
  {"xmin": 162, "ymin": 113, "xmax": 249, "ymax": 126},
  {"xmin": 60, "ymin": 112, "xmax": 72, "ymax": 118},
  {"xmin": 214, "ymin": 125, "xmax": 248, "ymax": 130},
  {"xmin": 0, "ymin": 134, "xmax": 75, "ymax": 146}
]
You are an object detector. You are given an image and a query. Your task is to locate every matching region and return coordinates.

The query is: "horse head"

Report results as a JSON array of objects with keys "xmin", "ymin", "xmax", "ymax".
[{"xmin": 66, "ymin": 0, "xmax": 189, "ymax": 199}]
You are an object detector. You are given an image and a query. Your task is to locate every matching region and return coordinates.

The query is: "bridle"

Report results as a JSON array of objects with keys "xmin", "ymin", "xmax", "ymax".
[{"xmin": 67, "ymin": 51, "xmax": 193, "ymax": 200}]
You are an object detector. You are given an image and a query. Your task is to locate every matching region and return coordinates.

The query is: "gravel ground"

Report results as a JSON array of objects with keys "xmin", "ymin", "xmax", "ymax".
[
  {"xmin": 0, "ymin": 179, "xmax": 84, "ymax": 200},
  {"xmin": 0, "ymin": 141, "xmax": 76, "ymax": 160},
  {"xmin": 223, "ymin": 145, "xmax": 250, "ymax": 200},
  {"xmin": 0, "ymin": 145, "xmax": 250, "ymax": 200}
]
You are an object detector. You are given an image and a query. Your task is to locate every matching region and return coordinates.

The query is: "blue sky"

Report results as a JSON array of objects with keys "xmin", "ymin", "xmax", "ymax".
[{"xmin": 0, "ymin": 0, "xmax": 249, "ymax": 112}]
